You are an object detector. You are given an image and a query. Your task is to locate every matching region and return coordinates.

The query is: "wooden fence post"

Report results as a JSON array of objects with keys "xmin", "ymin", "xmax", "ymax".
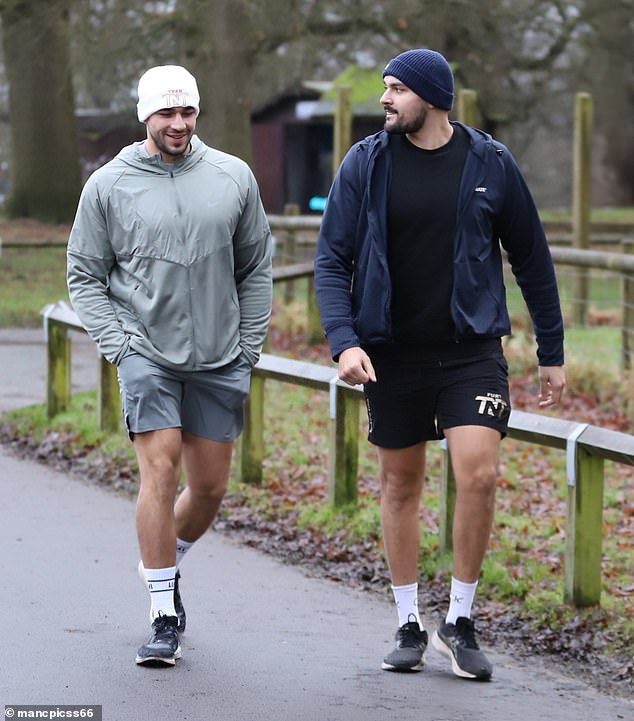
[
  {"xmin": 328, "ymin": 383, "xmax": 359, "ymax": 507},
  {"xmin": 622, "ymin": 237, "xmax": 634, "ymax": 371},
  {"xmin": 456, "ymin": 88, "xmax": 478, "ymax": 127},
  {"xmin": 565, "ymin": 439, "xmax": 604, "ymax": 607},
  {"xmin": 46, "ymin": 319, "xmax": 70, "ymax": 418},
  {"xmin": 306, "ymin": 274, "xmax": 323, "ymax": 345},
  {"xmin": 98, "ymin": 356, "xmax": 121, "ymax": 433},
  {"xmin": 332, "ymin": 84, "xmax": 352, "ymax": 178},
  {"xmin": 439, "ymin": 440, "xmax": 456, "ymax": 553},
  {"xmin": 241, "ymin": 374, "xmax": 265, "ymax": 485},
  {"xmin": 282, "ymin": 203, "xmax": 300, "ymax": 304},
  {"xmin": 571, "ymin": 92, "xmax": 593, "ymax": 326}
]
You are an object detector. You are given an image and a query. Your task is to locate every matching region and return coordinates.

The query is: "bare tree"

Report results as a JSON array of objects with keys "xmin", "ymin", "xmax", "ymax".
[
  {"xmin": 175, "ymin": 0, "xmax": 263, "ymax": 165},
  {"xmin": 578, "ymin": 0, "xmax": 633, "ymax": 203},
  {"xmin": 0, "ymin": 0, "xmax": 82, "ymax": 221},
  {"xmin": 1, "ymin": 0, "xmax": 630, "ymax": 212}
]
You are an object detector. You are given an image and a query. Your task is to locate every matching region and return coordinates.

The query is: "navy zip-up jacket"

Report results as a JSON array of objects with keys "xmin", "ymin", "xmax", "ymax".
[{"xmin": 314, "ymin": 123, "xmax": 564, "ymax": 366}]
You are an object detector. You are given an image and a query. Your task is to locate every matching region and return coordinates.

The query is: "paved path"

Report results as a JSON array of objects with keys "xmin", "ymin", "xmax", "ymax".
[
  {"xmin": 0, "ymin": 328, "xmax": 97, "ymax": 413},
  {"xmin": 0, "ymin": 329, "xmax": 631, "ymax": 721}
]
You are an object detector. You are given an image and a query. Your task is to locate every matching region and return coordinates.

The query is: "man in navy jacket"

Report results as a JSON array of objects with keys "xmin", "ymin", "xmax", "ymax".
[{"xmin": 314, "ymin": 48, "xmax": 565, "ymax": 680}]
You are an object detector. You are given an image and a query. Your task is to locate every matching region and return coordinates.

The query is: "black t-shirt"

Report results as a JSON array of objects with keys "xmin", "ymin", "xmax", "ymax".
[{"xmin": 386, "ymin": 125, "xmax": 469, "ymax": 348}]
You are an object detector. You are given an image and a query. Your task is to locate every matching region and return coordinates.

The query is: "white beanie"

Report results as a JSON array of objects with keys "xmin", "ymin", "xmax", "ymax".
[{"xmin": 136, "ymin": 65, "xmax": 200, "ymax": 122}]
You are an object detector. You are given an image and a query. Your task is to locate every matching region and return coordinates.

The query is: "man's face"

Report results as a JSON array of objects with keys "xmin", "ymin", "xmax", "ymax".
[
  {"xmin": 380, "ymin": 76, "xmax": 427, "ymax": 135},
  {"xmin": 145, "ymin": 106, "xmax": 197, "ymax": 161}
]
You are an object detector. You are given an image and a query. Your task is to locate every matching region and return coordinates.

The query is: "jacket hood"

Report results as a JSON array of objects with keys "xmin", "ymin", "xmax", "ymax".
[
  {"xmin": 358, "ymin": 122, "xmax": 496, "ymax": 163},
  {"xmin": 455, "ymin": 122, "xmax": 498, "ymax": 161},
  {"xmin": 115, "ymin": 134, "xmax": 206, "ymax": 174}
]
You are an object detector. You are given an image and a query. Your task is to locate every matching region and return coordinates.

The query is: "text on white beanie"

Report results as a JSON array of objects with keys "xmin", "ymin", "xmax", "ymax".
[{"xmin": 136, "ymin": 65, "xmax": 200, "ymax": 123}]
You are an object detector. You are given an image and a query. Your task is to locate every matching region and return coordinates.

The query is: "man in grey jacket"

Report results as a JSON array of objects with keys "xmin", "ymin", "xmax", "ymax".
[{"xmin": 67, "ymin": 65, "xmax": 272, "ymax": 666}]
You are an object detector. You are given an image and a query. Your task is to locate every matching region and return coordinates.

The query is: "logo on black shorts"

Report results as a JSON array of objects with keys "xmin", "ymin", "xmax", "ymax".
[{"xmin": 475, "ymin": 392, "xmax": 508, "ymax": 419}]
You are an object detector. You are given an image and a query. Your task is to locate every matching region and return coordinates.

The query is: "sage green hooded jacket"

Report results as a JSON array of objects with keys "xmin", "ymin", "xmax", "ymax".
[{"xmin": 67, "ymin": 136, "xmax": 272, "ymax": 370}]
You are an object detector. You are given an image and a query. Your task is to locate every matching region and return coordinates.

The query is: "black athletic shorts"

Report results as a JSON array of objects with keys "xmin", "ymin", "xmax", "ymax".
[{"xmin": 363, "ymin": 346, "xmax": 511, "ymax": 449}]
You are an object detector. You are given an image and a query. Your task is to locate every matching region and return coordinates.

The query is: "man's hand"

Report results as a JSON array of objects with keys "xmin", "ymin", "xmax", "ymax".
[
  {"xmin": 338, "ymin": 347, "xmax": 377, "ymax": 386},
  {"xmin": 538, "ymin": 365, "xmax": 566, "ymax": 408}
]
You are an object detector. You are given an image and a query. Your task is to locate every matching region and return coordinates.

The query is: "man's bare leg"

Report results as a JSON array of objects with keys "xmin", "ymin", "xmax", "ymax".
[
  {"xmin": 445, "ymin": 425, "xmax": 500, "ymax": 584},
  {"xmin": 378, "ymin": 442, "xmax": 426, "ymax": 586},
  {"xmin": 378, "ymin": 442, "xmax": 429, "ymax": 672},
  {"xmin": 431, "ymin": 425, "xmax": 500, "ymax": 680},
  {"xmin": 133, "ymin": 427, "xmax": 183, "ymax": 666},
  {"xmin": 175, "ymin": 432, "xmax": 233, "ymax": 543},
  {"xmin": 134, "ymin": 428, "xmax": 183, "ymax": 569}
]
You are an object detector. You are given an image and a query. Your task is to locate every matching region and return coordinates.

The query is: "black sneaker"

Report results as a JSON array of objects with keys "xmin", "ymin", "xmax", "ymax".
[
  {"xmin": 381, "ymin": 620, "xmax": 428, "ymax": 672},
  {"xmin": 432, "ymin": 616, "xmax": 493, "ymax": 680},
  {"xmin": 174, "ymin": 570, "xmax": 186, "ymax": 634},
  {"xmin": 135, "ymin": 614, "xmax": 181, "ymax": 667}
]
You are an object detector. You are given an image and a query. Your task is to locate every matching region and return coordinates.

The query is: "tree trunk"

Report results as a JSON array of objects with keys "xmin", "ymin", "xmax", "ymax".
[
  {"xmin": 178, "ymin": 0, "xmax": 255, "ymax": 165},
  {"xmin": 1, "ymin": 0, "xmax": 82, "ymax": 222}
]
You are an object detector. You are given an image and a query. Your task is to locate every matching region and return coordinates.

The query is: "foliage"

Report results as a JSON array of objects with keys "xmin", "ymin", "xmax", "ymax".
[
  {"xmin": 322, "ymin": 65, "xmax": 386, "ymax": 105},
  {"xmin": 2, "ymin": 0, "xmax": 633, "ymax": 207}
]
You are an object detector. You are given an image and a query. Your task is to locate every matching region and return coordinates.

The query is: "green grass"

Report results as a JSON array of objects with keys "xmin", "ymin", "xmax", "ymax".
[
  {"xmin": 539, "ymin": 207, "xmax": 634, "ymax": 224},
  {"xmin": 505, "ymin": 270, "xmax": 623, "ymax": 322},
  {"xmin": 0, "ymin": 246, "xmax": 69, "ymax": 326},
  {"xmin": 5, "ymin": 391, "xmax": 137, "ymax": 475},
  {"xmin": 297, "ymin": 501, "xmax": 382, "ymax": 541}
]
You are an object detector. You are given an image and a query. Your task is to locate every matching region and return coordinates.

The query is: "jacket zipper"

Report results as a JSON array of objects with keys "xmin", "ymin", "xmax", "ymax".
[{"xmin": 169, "ymin": 168, "xmax": 196, "ymax": 367}]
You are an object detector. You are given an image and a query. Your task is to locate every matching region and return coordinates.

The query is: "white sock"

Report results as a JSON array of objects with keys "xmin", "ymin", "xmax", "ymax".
[
  {"xmin": 391, "ymin": 582, "xmax": 423, "ymax": 630},
  {"xmin": 143, "ymin": 566, "xmax": 177, "ymax": 620},
  {"xmin": 176, "ymin": 537, "xmax": 194, "ymax": 569},
  {"xmin": 445, "ymin": 577, "xmax": 478, "ymax": 624}
]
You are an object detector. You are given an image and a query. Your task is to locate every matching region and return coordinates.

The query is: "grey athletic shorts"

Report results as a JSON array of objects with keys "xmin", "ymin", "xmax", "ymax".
[{"xmin": 116, "ymin": 350, "xmax": 252, "ymax": 442}]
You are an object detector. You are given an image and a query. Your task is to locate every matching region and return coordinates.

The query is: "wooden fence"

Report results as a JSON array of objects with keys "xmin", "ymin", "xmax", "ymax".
[{"xmin": 40, "ymin": 300, "xmax": 634, "ymax": 609}]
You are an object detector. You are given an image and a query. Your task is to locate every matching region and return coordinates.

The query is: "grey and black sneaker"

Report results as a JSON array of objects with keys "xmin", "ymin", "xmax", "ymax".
[
  {"xmin": 135, "ymin": 614, "xmax": 181, "ymax": 667},
  {"xmin": 174, "ymin": 570, "xmax": 186, "ymax": 634},
  {"xmin": 432, "ymin": 616, "xmax": 493, "ymax": 680},
  {"xmin": 381, "ymin": 618, "xmax": 428, "ymax": 672}
]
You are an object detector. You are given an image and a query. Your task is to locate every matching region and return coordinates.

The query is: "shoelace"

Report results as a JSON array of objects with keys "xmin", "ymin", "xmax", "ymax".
[
  {"xmin": 455, "ymin": 618, "xmax": 479, "ymax": 649},
  {"xmin": 397, "ymin": 622, "xmax": 424, "ymax": 647},
  {"xmin": 153, "ymin": 613, "xmax": 178, "ymax": 635}
]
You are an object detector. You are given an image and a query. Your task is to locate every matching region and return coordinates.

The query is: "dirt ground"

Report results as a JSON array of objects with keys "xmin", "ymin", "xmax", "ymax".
[{"xmin": 0, "ymin": 217, "xmax": 70, "ymax": 246}]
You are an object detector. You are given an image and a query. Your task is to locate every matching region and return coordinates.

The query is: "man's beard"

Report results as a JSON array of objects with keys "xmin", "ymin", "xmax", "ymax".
[
  {"xmin": 384, "ymin": 107, "xmax": 427, "ymax": 135},
  {"xmin": 149, "ymin": 128, "xmax": 192, "ymax": 157}
]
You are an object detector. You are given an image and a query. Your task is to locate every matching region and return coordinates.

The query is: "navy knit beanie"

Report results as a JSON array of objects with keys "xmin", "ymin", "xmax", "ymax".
[{"xmin": 382, "ymin": 49, "xmax": 454, "ymax": 110}]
